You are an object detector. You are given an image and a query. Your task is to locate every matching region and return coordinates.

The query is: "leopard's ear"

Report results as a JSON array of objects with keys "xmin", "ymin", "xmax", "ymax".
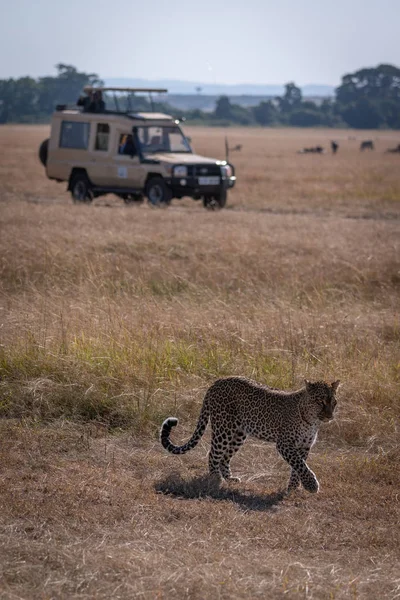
[
  {"xmin": 304, "ymin": 379, "xmax": 311, "ymax": 388},
  {"xmin": 331, "ymin": 380, "xmax": 340, "ymax": 392}
]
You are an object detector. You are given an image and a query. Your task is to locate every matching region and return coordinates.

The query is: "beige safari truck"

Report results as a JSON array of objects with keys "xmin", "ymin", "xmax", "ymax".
[{"xmin": 38, "ymin": 87, "xmax": 236, "ymax": 209}]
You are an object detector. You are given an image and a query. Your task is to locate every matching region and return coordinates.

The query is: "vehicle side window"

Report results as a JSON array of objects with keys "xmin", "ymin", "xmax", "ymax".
[
  {"xmin": 118, "ymin": 134, "xmax": 136, "ymax": 156},
  {"xmin": 95, "ymin": 123, "xmax": 110, "ymax": 151},
  {"xmin": 60, "ymin": 121, "xmax": 90, "ymax": 149}
]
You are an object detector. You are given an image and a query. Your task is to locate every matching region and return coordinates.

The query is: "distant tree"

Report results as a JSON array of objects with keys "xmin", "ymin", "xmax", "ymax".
[
  {"xmin": 0, "ymin": 79, "xmax": 16, "ymax": 123},
  {"xmin": 15, "ymin": 77, "xmax": 39, "ymax": 120},
  {"xmin": 320, "ymin": 98, "xmax": 333, "ymax": 116},
  {"xmin": 319, "ymin": 98, "xmax": 342, "ymax": 127},
  {"xmin": 253, "ymin": 100, "xmax": 277, "ymax": 125},
  {"xmin": 213, "ymin": 96, "xmax": 256, "ymax": 125},
  {"xmin": 0, "ymin": 77, "xmax": 39, "ymax": 123},
  {"xmin": 0, "ymin": 64, "xmax": 104, "ymax": 123},
  {"xmin": 336, "ymin": 64, "xmax": 400, "ymax": 104},
  {"xmin": 335, "ymin": 64, "xmax": 400, "ymax": 128},
  {"xmin": 230, "ymin": 104, "xmax": 255, "ymax": 125},
  {"xmin": 277, "ymin": 82, "xmax": 302, "ymax": 114},
  {"xmin": 187, "ymin": 108, "xmax": 205, "ymax": 121},
  {"xmin": 379, "ymin": 99, "xmax": 400, "ymax": 128},
  {"xmin": 301, "ymin": 100, "xmax": 318, "ymax": 111},
  {"xmin": 215, "ymin": 95, "xmax": 233, "ymax": 119},
  {"xmin": 339, "ymin": 97, "xmax": 383, "ymax": 129},
  {"xmin": 38, "ymin": 64, "xmax": 103, "ymax": 113},
  {"xmin": 289, "ymin": 109, "xmax": 323, "ymax": 127}
]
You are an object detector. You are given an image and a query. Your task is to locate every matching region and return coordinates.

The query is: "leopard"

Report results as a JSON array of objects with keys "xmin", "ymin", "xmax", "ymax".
[{"xmin": 160, "ymin": 377, "xmax": 340, "ymax": 494}]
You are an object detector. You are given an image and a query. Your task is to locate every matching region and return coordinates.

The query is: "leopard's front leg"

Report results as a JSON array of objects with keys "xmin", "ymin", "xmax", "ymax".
[
  {"xmin": 286, "ymin": 447, "xmax": 311, "ymax": 493},
  {"xmin": 277, "ymin": 442, "xmax": 319, "ymax": 494}
]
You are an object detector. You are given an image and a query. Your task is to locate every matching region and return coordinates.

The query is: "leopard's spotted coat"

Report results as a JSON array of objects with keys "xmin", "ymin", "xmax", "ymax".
[{"xmin": 161, "ymin": 377, "xmax": 340, "ymax": 493}]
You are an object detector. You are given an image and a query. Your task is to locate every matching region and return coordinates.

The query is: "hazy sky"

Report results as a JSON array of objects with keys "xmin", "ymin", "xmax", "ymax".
[{"xmin": 1, "ymin": 0, "xmax": 399, "ymax": 85}]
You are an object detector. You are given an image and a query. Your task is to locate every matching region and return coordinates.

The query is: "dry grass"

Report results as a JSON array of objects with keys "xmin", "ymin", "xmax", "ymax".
[{"xmin": 0, "ymin": 125, "xmax": 399, "ymax": 598}]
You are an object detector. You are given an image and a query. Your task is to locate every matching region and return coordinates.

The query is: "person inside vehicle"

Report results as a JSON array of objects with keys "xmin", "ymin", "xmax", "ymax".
[
  {"xmin": 77, "ymin": 91, "xmax": 94, "ymax": 112},
  {"xmin": 77, "ymin": 90, "xmax": 105, "ymax": 113},
  {"xmin": 119, "ymin": 135, "xmax": 128, "ymax": 154},
  {"xmin": 93, "ymin": 90, "xmax": 105, "ymax": 113},
  {"xmin": 119, "ymin": 134, "xmax": 136, "ymax": 156}
]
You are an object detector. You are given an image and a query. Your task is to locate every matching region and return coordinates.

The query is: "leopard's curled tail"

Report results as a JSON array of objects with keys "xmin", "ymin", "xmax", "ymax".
[{"xmin": 160, "ymin": 398, "xmax": 210, "ymax": 454}]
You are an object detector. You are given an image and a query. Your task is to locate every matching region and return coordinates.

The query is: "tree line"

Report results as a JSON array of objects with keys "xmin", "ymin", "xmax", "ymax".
[
  {"xmin": 0, "ymin": 64, "xmax": 102, "ymax": 123},
  {"xmin": 1, "ymin": 63, "xmax": 400, "ymax": 129}
]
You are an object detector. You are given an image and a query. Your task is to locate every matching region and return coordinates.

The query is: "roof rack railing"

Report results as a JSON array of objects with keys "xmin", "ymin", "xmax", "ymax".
[
  {"xmin": 82, "ymin": 86, "xmax": 168, "ymax": 113},
  {"xmin": 82, "ymin": 87, "xmax": 168, "ymax": 94}
]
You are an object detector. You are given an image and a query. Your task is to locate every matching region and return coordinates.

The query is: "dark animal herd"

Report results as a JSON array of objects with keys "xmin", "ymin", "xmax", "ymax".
[{"xmin": 298, "ymin": 139, "xmax": 400, "ymax": 155}]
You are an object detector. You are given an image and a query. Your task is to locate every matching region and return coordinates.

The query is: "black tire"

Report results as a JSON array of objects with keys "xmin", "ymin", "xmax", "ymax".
[
  {"xmin": 38, "ymin": 139, "xmax": 49, "ymax": 167},
  {"xmin": 70, "ymin": 173, "xmax": 93, "ymax": 204},
  {"xmin": 146, "ymin": 177, "xmax": 172, "ymax": 207},
  {"xmin": 203, "ymin": 189, "xmax": 227, "ymax": 210}
]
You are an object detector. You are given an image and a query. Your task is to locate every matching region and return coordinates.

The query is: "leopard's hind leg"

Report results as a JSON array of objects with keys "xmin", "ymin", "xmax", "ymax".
[
  {"xmin": 219, "ymin": 430, "xmax": 247, "ymax": 482},
  {"xmin": 208, "ymin": 430, "xmax": 231, "ymax": 480}
]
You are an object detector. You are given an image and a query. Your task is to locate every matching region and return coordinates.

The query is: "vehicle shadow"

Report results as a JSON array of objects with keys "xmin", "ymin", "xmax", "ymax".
[{"xmin": 154, "ymin": 472, "xmax": 285, "ymax": 512}]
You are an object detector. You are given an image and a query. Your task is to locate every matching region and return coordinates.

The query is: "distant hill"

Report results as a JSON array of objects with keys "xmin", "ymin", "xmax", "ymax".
[{"xmin": 104, "ymin": 77, "xmax": 334, "ymax": 97}]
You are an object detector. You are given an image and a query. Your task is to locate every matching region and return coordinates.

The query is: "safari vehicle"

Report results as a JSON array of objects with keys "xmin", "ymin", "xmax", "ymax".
[{"xmin": 38, "ymin": 87, "xmax": 236, "ymax": 209}]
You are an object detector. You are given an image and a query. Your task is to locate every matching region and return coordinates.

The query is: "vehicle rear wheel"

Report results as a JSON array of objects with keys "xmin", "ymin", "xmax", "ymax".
[
  {"xmin": 38, "ymin": 139, "xmax": 49, "ymax": 167},
  {"xmin": 203, "ymin": 189, "xmax": 227, "ymax": 210},
  {"xmin": 146, "ymin": 177, "xmax": 172, "ymax": 207},
  {"xmin": 70, "ymin": 174, "xmax": 93, "ymax": 204}
]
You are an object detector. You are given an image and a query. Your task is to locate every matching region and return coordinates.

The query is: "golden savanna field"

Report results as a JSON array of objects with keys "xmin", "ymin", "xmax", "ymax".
[{"xmin": 1, "ymin": 125, "xmax": 400, "ymax": 599}]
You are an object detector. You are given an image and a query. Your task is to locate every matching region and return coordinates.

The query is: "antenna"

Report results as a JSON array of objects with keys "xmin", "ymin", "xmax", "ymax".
[
  {"xmin": 225, "ymin": 136, "xmax": 229, "ymax": 162},
  {"xmin": 149, "ymin": 92, "xmax": 155, "ymax": 112}
]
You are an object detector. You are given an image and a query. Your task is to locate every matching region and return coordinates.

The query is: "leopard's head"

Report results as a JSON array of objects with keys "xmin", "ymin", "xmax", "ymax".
[{"xmin": 304, "ymin": 380, "xmax": 340, "ymax": 422}]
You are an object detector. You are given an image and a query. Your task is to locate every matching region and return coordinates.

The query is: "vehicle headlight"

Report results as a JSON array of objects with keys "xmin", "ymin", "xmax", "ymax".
[
  {"xmin": 221, "ymin": 165, "xmax": 233, "ymax": 178},
  {"xmin": 173, "ymin": 165, "xmax": 188, "ymax": 177}
]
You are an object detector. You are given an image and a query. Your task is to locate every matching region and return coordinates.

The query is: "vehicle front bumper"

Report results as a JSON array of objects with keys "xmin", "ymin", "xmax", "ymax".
[{"xmin": 166, "ymin": 175, "xmax": 236, "ymax": 199}]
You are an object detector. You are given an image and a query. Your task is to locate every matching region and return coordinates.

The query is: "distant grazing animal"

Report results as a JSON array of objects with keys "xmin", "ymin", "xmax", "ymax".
[
  {"xmin": 161, "ymin": 377, "xmax": 340, "ymax": 494},
  {"xmin": 298, "ymin": 146, "xmax": 324, "ymax": 154},
  {"xmin": 331, "ymin": 141, "xmax": 339, "ymax": 154},
  {"xmin": 360, "ymin": 140, "xmax": 374, "ymax": 151},
  {"xmin": 385, "ymin": 144, "xmax": 400, "ymax": 153},
  {"xmin": 225, "ymin": 141, "xmax": 243, "ymax": 161},
  {"xmin": 230, "ymin": 144, "xmax": 243, "ymax": 152}
]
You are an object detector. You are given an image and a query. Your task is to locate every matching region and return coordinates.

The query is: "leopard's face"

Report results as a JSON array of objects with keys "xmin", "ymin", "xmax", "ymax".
[{"xmin": 304, "ymin": 380, "xmax": 340, "ymax": 422}]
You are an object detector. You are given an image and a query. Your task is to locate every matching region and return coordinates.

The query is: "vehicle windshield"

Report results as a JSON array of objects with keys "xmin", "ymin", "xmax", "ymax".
[{"xmin": 136, "ymin": 125, "xmax": 191, "ymax": 154}]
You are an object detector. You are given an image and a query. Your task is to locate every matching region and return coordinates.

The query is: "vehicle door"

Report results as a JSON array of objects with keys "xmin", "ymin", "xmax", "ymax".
[
  {"xmin": 86, "ymin": 122, "xmax": 113, "ymax": 186},
  {"xmin": 110, "ymin": 130, "xmax": 146, "ymax": 188}
]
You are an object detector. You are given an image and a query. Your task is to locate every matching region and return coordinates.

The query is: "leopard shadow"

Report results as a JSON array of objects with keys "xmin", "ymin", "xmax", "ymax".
[{"xmin": 154, "ymin": 472, "xmax": 285, "ymax": 512}]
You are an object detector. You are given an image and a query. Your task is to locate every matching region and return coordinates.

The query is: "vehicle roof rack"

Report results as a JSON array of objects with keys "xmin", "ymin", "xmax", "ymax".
[
  {"xmin": 82, "ymin": 86, "xmax": 168, "ymax": 112},
  {"xmin": 83, "ymin": 86, "xmax": 168, "ymax": 94}
]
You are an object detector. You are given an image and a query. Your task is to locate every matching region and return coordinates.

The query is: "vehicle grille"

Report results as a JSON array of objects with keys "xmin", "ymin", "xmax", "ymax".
[{"xmin": 187, "ymin": 164, "xmax": 221, "ymax": 177}]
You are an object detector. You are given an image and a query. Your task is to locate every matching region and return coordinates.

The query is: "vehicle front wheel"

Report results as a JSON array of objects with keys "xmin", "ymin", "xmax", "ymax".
[
  {"xmin": 146, "ymin": 177, "xmax": 172, "ymax": 207},
  {"xmin": 203, "ymin": 189, "xmax": 227, "ymax": 210},
  {"xmin": 70, "ymin": 174, "xmax": 93, "ymax": 204}
]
